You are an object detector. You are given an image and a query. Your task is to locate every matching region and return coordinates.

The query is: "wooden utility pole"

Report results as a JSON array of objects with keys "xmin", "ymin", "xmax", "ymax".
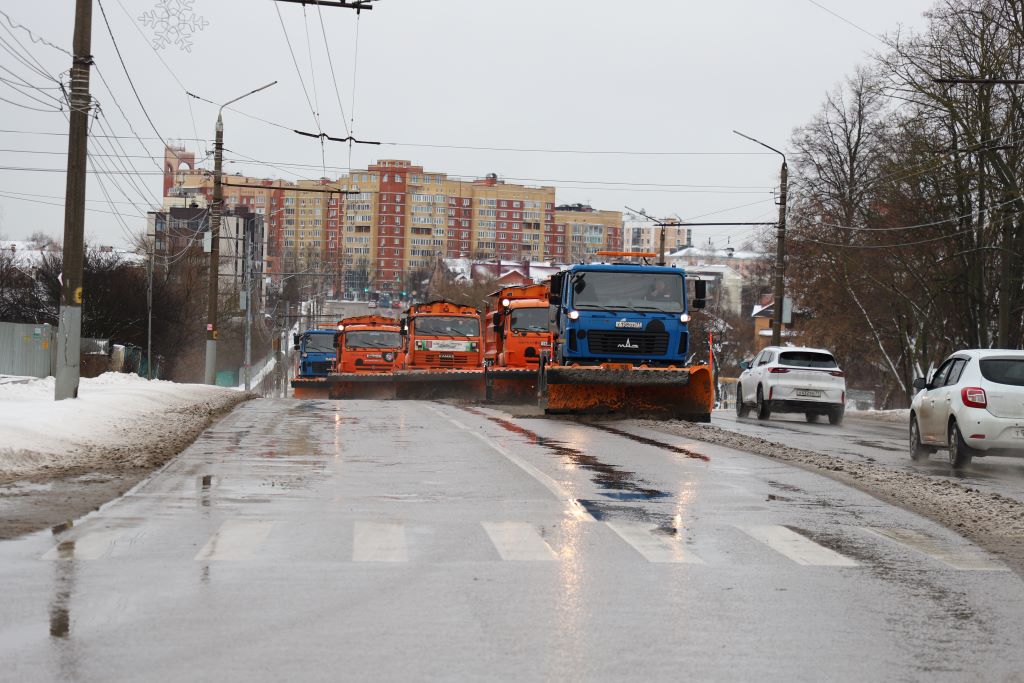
[{"xmin": 55, "ymin": 0, "xmax": 93, "ymax": 401}]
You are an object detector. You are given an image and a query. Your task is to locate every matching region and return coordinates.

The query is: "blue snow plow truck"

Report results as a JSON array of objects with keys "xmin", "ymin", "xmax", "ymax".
[{"xmin": 293, "ymin": 329, "xmax": 338, "ymax": 378}]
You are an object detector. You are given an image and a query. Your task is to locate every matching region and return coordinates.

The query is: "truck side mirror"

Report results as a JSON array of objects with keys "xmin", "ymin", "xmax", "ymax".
[
  {"xmin": 493, "ymin": 312, "xmax": 503, "ymax": 330},
  {"xmin": 692, "ymin": 279, "xmax": 707, "ymax": 309},
  {"xmin": 548, "ymin": 273, "xmax": 563, "ymax": 306}
]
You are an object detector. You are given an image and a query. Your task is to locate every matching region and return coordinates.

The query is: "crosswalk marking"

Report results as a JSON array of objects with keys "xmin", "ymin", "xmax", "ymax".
[
  {"xmin": 42, "ymin": 530, "xmax": 124, "ymax": 561},
  {"xmin": 606, "ymin": 522, "xmax": 705, "ymax": 564},
  {"xmin": 194, "ymin": 520, "xmax": 274, "ymax": 561},
  {"xmin": 353, "ymin": 522, "xmax": 408, "ymax": 562},
  {"xmin": 863, "ymin": 527, "xmax": 1008, "ymax": 571},
  {"xmin": 736, "ymin": 525, "xmax": 859, "ymax": 567},
  {"xmin": 482, "ymin": 522, "xmax": 557, "ymax": 561}
]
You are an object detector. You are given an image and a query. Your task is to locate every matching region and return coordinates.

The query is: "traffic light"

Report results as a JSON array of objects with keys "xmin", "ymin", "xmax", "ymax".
[
  {"xmin": 401, "ymin": 291, "xmax": 407, "ymax": 297},
  {"xmin": 363, "ymin": 286, "xmax": 369, "ymax": 292}
]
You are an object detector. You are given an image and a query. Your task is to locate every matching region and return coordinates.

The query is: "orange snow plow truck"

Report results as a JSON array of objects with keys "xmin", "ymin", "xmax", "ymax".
[
  {"xmin": 482, "ymin": 283, "xmax": 551, "ymax": 402},
  {"xmin": 337, "ymin": 315, "xmax": 402, "ymax": 374},
  {"xmin": 393, "ymin": 299, "xmax": 487, "ymax": 399}
]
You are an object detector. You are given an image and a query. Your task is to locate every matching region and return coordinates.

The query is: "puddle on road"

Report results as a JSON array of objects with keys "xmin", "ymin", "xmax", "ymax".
[{"xmin": 460, "ymin": 407, "xmax": 671, "ymax": 501}]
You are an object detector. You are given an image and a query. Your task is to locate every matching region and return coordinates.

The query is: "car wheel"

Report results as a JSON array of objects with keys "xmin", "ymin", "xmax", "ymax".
[
  {"xmin": 736, "ymin": 384, "xmax": 750, "ymax": 418},
  {"xmin": 909, "ymin": 416, "xmax": 929, "ymax": 462},
  {"xmin": 948, "ymin": 421, "xmax": 973, "ymax": 469},
  {"xmin": 756, "ymin": 386, "xmax": 771, "ymax": 420},
  {"xmin": 828, "ymin": 406, "xmax": 844, "ymax": 426},
  {"xmin": 805, "ymin": 413, "xmax": 819, "ymax": 423}
]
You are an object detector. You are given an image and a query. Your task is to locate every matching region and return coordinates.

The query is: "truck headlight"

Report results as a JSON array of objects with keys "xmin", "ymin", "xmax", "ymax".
[
  {"xmin": 680, "ymin": 314, "xmax": 691, "ymax": 323},
  {"xmin": 568, "ymin": 310, "xmax": 580, "ymax": 320}
]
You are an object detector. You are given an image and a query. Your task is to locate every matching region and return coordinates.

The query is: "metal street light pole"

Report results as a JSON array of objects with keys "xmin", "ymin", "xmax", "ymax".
[
  {"xmin": 733, "ymin": 130, "xmax": 788, "ymax": 345},
  {"xmin": 204, "ymin": 81, "xmax": 276, "ymax": 385}
]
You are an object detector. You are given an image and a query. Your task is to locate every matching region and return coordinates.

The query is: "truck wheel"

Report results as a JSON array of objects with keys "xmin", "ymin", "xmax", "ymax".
[
  {"xmin": 948, "ymin": 421, "xmax": 973, "ymax": 469},
  {"xmin": 736, "ymin": 384, "xmax": 750, "ymax": 418},
  {"xmin": 756, "ymin": 386, "xmax": 771, "ymax": 420},
  {"xmin": 909, "ymin": 417, "xmax": 929, "ymax": 461}
]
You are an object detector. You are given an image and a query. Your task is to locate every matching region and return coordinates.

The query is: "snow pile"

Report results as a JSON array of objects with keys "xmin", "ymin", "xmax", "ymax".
[
  {"xmin": 849, "ymin": 408, "xmax": 910, "ymax": 424},
  {"xmin": 0, "ymin": 373, "xmax": 250, "ymax": 482}
]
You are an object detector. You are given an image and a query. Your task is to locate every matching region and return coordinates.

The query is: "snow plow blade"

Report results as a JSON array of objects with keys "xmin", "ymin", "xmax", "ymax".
[
  {"xmin": 484, "ymin": 366, "xmax": 541, "ymax": 404},
  {"xmin": 293, "ymin": 371, "xmax": 486, "ymax": 400},
  {"xmin": 542, "ymin": 364, "xmax": 713, "ymax": 422}
]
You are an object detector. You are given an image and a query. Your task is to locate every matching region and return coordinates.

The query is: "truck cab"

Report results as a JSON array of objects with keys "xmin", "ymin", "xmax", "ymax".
[
  {"xmin": 293, "ymin": 329, "xmax": 339, "ymax": 377},
  {"xmin": 548, "ymin": 262, "xmax": 704, "ymax": 367},
  {"xmin": 484, "ymin": 284, "xmax": 552, "ymax": 368},
  {"xmin": 401, "ymin": 300, "xmax": 483, "ymax": 370},
  {"xmin": 337, "ymin": 315, "xmax": 402, "ymax": 373}
]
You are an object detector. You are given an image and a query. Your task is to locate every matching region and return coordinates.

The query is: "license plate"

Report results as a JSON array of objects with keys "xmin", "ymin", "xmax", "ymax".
[
  {"xmin": 795, "ymin": 389, "xmax": 822, "ymax": 398},
  {"xmin": 1015, "ymin": 429, "xmax": 1024, "ymax": 439}
]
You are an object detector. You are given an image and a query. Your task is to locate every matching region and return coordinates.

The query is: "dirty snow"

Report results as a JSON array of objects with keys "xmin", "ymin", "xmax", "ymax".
[
  {"xmin": 848, "ymin": 408, "xmax": 911, "ymax": 424},
  {"xmin": 0, "ymin": 373, "xmax": 249, "ymax": 482}
]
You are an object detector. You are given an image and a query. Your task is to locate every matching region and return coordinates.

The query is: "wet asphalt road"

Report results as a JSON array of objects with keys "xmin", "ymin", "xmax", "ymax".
[
  {"xmin": 3, "ymin": 399, "xmax": 1024, "ymax": 681},
  {"xmin": 712, "ymin": 409, "xmax": 1024, "ymax": 505}
]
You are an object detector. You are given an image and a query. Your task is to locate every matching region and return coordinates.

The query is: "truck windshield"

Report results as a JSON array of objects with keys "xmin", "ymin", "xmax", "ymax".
[
  {"xmin": 345, "ymin": 330, "xmax": 401, "ymax": 349},
  {"xmin": 303, "ymin": 333, "xmax": 337, "ymax": 353},
  {"xmin": 415, "ymin": 316, "xmax": 480, "ymax": 337},
  {"xmin": 510, "ymin": 308, "xmax": 549, "ymax": 332},
  {"xmin": 570, "ymin": 271, "xmax": 684, "ymax": 313}
]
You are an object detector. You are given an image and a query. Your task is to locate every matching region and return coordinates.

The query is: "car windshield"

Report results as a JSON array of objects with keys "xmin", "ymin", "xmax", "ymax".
[
  {"xmin": 979, "ymin": 358, "xmax": 1024, "ymax": 386},
  {"xmin": 510, "ymin": 308, "xmax": 548, "ymax": 333},
  {"xmin": 415, "ymin": 316, "xmax": 480, "ymax": 337},
  {"xmin": 303, "ymin": 333, "xmax": 336, "ymax": 352},
  {"xmin": 570, "ymin": 271, "xmax": 684, "ymax": 313},
  {"xmin": 345, "ymin": 330, "xmax": 401, "ymax": 349},
  {"xmin": 778, "ymin": 351, "xmax": 838, "ymax": 368}
]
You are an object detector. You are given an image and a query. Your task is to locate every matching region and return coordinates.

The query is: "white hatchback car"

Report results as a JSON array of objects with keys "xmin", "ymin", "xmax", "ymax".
[
  {"xmin": 909, "ymin": 349, "xmax": 1024, "ymax": 468},
  {"xmin": 736, "ymin": 346, "xmax": 847, "ymax": 424}
]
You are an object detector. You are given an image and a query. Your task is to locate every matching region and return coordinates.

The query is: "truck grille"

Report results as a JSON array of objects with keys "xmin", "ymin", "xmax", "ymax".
[
  {"xmin": 310, "ymin": 361, "xmax": 333, "ymax": 375},
  {"xmin": 587, "ymin": 331, "xmax": 669, "ymax": 355},
  {"xmin": 413, "ymin": 351, "xmax": 473, "ymax": 368}
]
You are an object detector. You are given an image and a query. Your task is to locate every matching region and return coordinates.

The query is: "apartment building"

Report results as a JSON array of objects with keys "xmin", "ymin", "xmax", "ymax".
[{"xmin": 164, "ymin": 149, "xmax": 622, "ymax": 292}]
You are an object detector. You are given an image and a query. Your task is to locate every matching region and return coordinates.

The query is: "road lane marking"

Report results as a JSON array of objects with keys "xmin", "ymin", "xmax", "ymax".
[
  {"xmin": 42, "ymin": 530, "xmax": 124, "ymax": 561},
  {"xmin": 607, "ymin": 522, "xmax": 705, "ymax": 564},
  {"xmin": 194, "ymin": 520, "xmax": 274, "ymax": 561},
  {"xmin": 482, "ymin": 522, "xmax": 557, "ymax": 561},
  {"xmin": 353, "ymin": 522, "xmax": 408, "ymax": 562},
  {"xmin": 736, "ymin": 525, "xmax": 859, "ymax": 567},
  {"xmin": 863, "ymin": 527, "xmax": 1009, "ymax": 571},
  {"xmin": 426, "ymin": 405, "xmax": 595, "ymax": 522}
]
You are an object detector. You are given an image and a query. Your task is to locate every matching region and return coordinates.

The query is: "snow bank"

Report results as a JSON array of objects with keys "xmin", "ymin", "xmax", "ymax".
[
  {"xmin": 0, "ymin": 373, "xmax": 250, "ymax": 482},
  {"xmin": 848, "ymin": 408, "xmax": 910, "ymax": 424}
]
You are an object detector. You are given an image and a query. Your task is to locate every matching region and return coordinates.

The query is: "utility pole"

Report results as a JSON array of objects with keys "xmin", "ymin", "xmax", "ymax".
[
  {"xmin": 147, "ymin": 247, "xmax": 153, "ymax": 380},
  {"xmin": 55, "ymin": 0, "xmax": 93, "ymax": 401},
  {"xmin": 624, "ymin": 207, "xmax": 681, "ymax": 266},
  {"xmin": 734, "ymin": 131, "xmax": 788, "ymax": 345},
  {"xmin": 204, "ymin": 82, "xmax": 276, "ymax": 385},
  {"xmin": 243, "ymin": 216, "xmax": 253, "ymax": 391}
]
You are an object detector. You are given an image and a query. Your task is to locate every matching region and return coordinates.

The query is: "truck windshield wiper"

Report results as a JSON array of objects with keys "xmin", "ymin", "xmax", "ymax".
[{"xmin": 630, "ymin": 305, "xmax": 674, "ymax": 313}]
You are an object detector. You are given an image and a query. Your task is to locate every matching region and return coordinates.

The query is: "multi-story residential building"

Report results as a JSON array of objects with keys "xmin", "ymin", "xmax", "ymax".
[
  {"xmin": 146, "ymin": 203, "xmax": 267, "ymax": 303},
  {"xmin": 163, "ymin": 150, "xmax": 622, "ymax": 292},
  {"xmin": 623, "ymin": 213, "xmax": 692, "ymax": 257},
  {"xmin": 554, "ymin": 204, "xmax": 624, "ymax": 262}
]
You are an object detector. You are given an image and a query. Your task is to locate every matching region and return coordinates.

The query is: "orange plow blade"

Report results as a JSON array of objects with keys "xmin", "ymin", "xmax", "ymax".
[{"xmin": 543, "ymin": 364, "xmax": 713, "ymax": 422}]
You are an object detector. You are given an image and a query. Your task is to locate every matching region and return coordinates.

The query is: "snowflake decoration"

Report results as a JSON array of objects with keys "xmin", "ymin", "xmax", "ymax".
[{"xmin": 138, "ymin": 0, "xmax": 209, "ymax": 53}]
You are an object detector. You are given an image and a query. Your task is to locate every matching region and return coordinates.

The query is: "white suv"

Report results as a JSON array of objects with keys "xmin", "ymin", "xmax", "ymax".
[
  {"xmin": 909, "ymin": 349, "xmax": 1024, "ymax": 468},
  {"xmin": 736, "ymin": 346, "xmax": 847, "ymax": 424}
]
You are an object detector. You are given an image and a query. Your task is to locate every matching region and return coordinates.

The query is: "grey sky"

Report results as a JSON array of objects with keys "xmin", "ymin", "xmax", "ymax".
[{"xmin": 0, "ymin": 0, "xmax": 932, "ymax": 250}]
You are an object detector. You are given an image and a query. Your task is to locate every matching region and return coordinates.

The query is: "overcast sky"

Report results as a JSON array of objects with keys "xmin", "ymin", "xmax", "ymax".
[{"xmin": 1, "ymin": 0, "xmax": 933, "ymax": 251}]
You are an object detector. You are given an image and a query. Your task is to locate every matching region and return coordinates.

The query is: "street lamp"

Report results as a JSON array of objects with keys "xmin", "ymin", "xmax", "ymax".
[
  {"xmin": 205, "ymin": 81, "xmax": 277, "ymax": 385},
  {"xmin": 733, "ymin": 130, "xmax": 788, "ymax": 346}
]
